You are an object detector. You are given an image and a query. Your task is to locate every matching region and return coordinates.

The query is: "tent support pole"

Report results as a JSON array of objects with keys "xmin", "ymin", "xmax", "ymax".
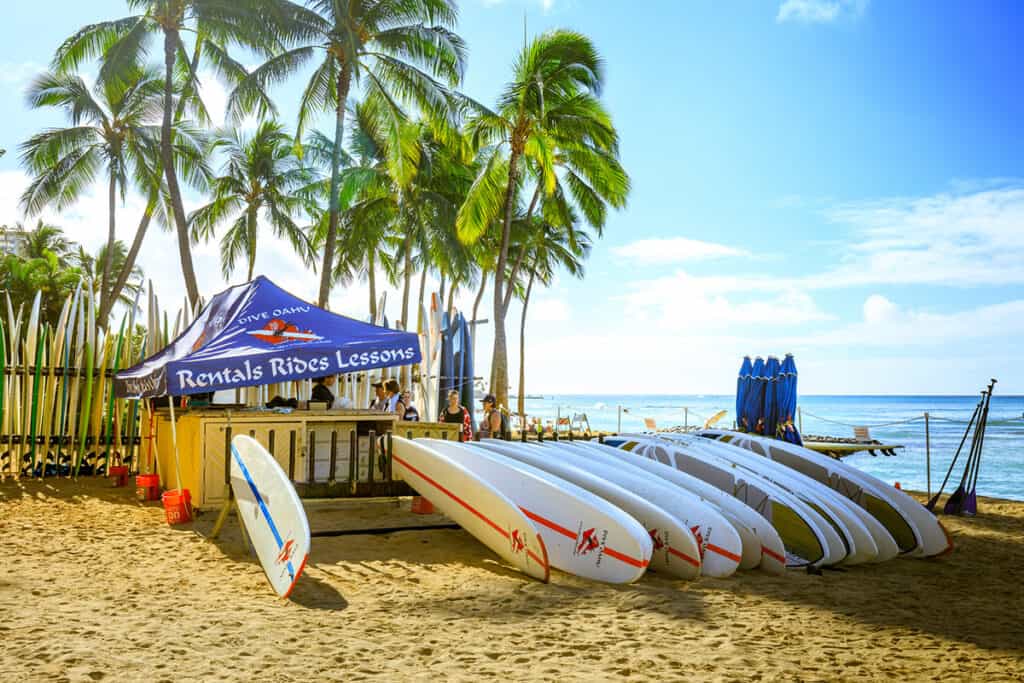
[{"xmin": 924, "ymin": 412, "xmax": 931, "ymax": 499}]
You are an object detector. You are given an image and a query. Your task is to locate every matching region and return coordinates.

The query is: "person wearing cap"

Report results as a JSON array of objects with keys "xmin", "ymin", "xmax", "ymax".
[
  {"xmin": 368, "ymin": 378, "xmax": 388, "ymax": 410},
  {"xmin": 439, "ymin": 389, "xmax": 472, "ymax": 442},
  {"xmin": 385, "ymin": 378, "xmax": 405, "ymax": 418},
  {"xmin": 478, "ymin": 394, "xmax": 508, "ymax": 440}
]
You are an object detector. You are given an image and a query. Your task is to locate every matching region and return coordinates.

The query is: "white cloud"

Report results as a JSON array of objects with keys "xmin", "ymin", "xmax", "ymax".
[
  {"xmin": 862, "ymin": 294, "xmax": 898, "ymax": 325},
  {"xmin": 777, "ymin": 0, "xmax": 868, "ymax": 24},
  {"xmin": 611, "ymin": 237, "xmax": 748, "ymax": 265},
  {"xmin": 0, "ymin": 61, "xmax": 46, "ymax": 86}
]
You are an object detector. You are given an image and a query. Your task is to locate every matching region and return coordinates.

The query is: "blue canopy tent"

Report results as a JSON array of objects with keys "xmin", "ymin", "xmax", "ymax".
[
  {"xmin": 114, "ymin": 276, "xmax": 422, "ymax": 399},
  {"xmin": 736, "ymin": 356, "xmax": 752, "ymax": 431},
  {"xmin": 763, "ymin": 356, "xmax": 781, "ymax": 439},
  {"xmin": 743, "ymin": 356, "xmax": 766, "ymax": 435},
  {"xmin": 777, "ymin": 353, "xmax": 802, "ymax": 445}
]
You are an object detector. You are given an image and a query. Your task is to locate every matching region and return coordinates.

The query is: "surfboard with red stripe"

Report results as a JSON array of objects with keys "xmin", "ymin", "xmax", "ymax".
[
  {"xmin": 391, "ymin": 437, "xmax": 549, "ymax": 582},
  {"xmin": 421, "ymin": 439, "xmax": 652, "ymax": 584},
  {"xmin": 542, "ymin": 441, "xmax": 745, "ymax": 579},
  {"xmin": 474, "ymin": 440, "xmax": 702, "ymax": 580}
]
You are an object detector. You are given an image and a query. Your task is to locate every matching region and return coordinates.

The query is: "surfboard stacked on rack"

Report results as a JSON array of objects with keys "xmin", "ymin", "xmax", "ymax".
[{"xmin": 391, "ymin": 431, "xmax": 953, "ymax": 585}]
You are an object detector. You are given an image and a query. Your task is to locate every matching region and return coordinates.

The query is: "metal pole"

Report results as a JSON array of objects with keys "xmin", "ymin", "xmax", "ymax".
[
  {"xmin": 798, "ymin": 406, "xmax": 803, "ymax": 434},
  {"xmin": 924, "ymin": 412, "xmax": 931, "ymax": 499},
  {"xmin": 617, "ymin": 405, "xmax": 622, "ymax": 433},
  {"xmin": 684, "ymin": 407, "xmax": 688, "ymax": 431}
]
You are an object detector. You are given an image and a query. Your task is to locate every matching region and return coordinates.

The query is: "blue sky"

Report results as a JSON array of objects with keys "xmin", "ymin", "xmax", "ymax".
[{"xmin": 1, "ymin": 0, "xmax": 1022, "ymax": 394}]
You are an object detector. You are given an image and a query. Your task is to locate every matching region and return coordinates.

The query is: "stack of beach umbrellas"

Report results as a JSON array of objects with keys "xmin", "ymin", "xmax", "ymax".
[{"xmin": 735, "ymin": 354, "xmax": 801, "ymax": 444}]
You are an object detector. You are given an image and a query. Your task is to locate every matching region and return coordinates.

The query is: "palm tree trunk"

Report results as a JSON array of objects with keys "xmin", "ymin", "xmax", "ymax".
[
  {"xmin": 367, "ymin": 250, "xmax": 377, "ymax": 320},
  {"xmin": 99, "ymin": 172, "xmax": 117, "ymax": 327},
  {"xmin": 518, "ymin": 269, "xmax": 535, "ymax": 428},
  {"xmin": 417, "ymin": 260, "xmax": 428, "ymax": 320},
  {"xmin": 503, "ymin": 185, "xmax": 542, "ymax": 311},
  {"xmin": 438, "ymin": 270, "xmax": 446, "ymax": 310},
  {"xmin": 318, "ymin": 65, "xmax": 352, "ymax": 309},
  {"xmin": 400, "ymin": 231, "xmax": 412, "ymax": 330},
  {"xmin": 161, "ymin": 28, "xmax": 199, "ymax": 307},
  {"xmin": 491, "ymin": 146, "xmax": 521, "ymax": 407},
  {"xmin": 469, "ymin": 269, "xmax": 487, "ymax": 370},
  {"xmin": 101, "ymin": 40, "xmax": 202, "ymax": 324},
  {"xmin": 246, "ymin": 206, "xmax": 257, "ymax": 281},
  {"xmin": 447, "ymin": 281, "xmax": 457, "ymax": 318}
]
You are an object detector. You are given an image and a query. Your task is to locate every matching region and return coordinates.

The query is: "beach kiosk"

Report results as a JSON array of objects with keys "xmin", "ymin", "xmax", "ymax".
[{"xmin": 114, "ymin": 276, "xmax": 459, "ymax": 507}]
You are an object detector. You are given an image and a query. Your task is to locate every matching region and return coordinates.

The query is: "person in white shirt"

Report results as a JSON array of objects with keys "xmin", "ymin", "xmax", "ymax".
[{"xmin": 368, "ymin": 378, "xmax": 388, "ymax": 410}]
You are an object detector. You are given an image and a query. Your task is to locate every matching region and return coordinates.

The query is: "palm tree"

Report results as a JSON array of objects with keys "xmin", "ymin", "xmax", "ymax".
[
  {"xmin": 189, "ymin": 120, "xmax": 314, "ymax": 281},
  {"xmin": 20, "ymin": 67, "xmax": 164, "ymax": 321},
  {"xmin": 12, "ymin": 221, "xmax": 73, "ymax": 265},
  {"xmin": 230, "ymin": 0, "xmax": 467, "ymax": 308},
  {"xmin": 51, "ymin": 0, "xmax": 308, "ymax": 307},
  {"xmin": 70, "ymin": 241, "xmax": 145, "ymax": 312},
  {"xmin": 456, "ymin": 30, "xmax": 629, "ymax": 409},
  {"xmin": 514, "ymin": 218, "xmax": 590, "ymax": 424}
]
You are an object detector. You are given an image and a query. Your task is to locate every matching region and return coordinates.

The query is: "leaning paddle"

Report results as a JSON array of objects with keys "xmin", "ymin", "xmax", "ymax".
[
  {"xmin": 926, "ymin": 398, "xmax": 981, "ymax": 511},
  {"xmin": 962, "ymin": 379, "xmax": 997, "ymax": 515},
  {"xmin": 944, "ymin": 380, "xmax": 995, "ymax": 515}
]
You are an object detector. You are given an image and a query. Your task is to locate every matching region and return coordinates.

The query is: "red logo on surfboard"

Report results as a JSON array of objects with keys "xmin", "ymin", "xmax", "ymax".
[
  {"xmin": 276, "ymin": 539, "xmax": 296, "ymax": 565},
  {"xmin": 248, "ymin": 318, "xmax": 322, "ymax": 345},
  {"xmin": 510, "ymin": 529, "xmax": 525, "ymax": 554},
  {"xmin": 575, "ymin": 528, "xmax": 601, "ymax": 556},
  {"xmin": 690, "ymin": 525, "xmax": 705, "ymax": 558},
  {"xmin": 648, "ymin": 528, "xmax": 665, "ymax": 551}
]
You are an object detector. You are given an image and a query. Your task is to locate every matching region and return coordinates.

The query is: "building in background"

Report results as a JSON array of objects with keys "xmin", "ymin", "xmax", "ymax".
[{"xmin": 0, "ymin": 226, "xmax": 27, "ymax": 256}]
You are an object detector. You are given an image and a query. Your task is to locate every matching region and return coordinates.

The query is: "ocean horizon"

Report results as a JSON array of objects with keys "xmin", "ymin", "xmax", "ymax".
[{"xmin": 508, "ymin": 393, "xmax": 1024, "ymax": 502}]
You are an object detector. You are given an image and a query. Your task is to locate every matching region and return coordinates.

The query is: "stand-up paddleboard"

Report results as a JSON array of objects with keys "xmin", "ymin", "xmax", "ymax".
[
  {"xmin": 539, "ymin": 441, "xmax": 744, "ymax": 579},
  {"xmin": 699, "ymin": 429, "xmax": 949, "ymax": 558},
  {"xmin": 570, "ymin": 439, "xmax": 788, "ymax": 575},
  {"xmin": 391, "ymin": 437, "xmax": 549, "ymax": 582},
  {"xmin": 661, "ymin": 434, "xmax": 886, "ymax": 565},
  {"xmin": 230, "ymin": 435, "xmax": 311, "ymax": 598},
  {"xmin": 420, "ymin": 439, "xmax": 651, "ymax": 584},
  {"xmin": 605, "ymin": 436, "xmax": 844, "ymax": 567},
  {"xmin": 472, "ymin": 440, "xmax": 703, "ymax": 580}
]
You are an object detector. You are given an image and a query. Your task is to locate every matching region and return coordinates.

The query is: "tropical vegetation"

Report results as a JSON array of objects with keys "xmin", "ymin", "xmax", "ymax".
[{"xmin": 14, "ymin": 0, "xmax": 628, "ymax": 410}]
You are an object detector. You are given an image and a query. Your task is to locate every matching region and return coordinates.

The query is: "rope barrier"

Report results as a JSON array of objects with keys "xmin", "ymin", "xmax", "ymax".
[{"xmin": 798, "ymin": 410, "xmax": 925, "ymax": 429}]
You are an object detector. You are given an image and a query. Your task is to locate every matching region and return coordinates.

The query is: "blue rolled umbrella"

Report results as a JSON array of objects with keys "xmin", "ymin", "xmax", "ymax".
[
  {"xmin": 764, "ymin": 356, "xmax": 781, "ymax": 439},
  {"xmin": 744, "ymin": 357, "xmax": 766, "ymax": 435},
  {"xmin": 778, "ymin": 354, "xmax": 802, "ymax": 445},
  {"xmin": 459, "ymin": 315, "xmax": 475, "ymax": 429},
  {"xmin": 736, "ymin": 356, "xmax": 753, "ymax": 431}
]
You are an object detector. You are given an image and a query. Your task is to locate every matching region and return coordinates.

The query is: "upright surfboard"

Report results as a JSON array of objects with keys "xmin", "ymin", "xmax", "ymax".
[
  {"xmin": 230, "ymin": 435, "xmax": 311, "ymax": 598},
  {"xmin": 420, "ymin": 439, "xmax": 652, "ymax": 584},
  {"xmin": 391, "ymin": 437, "xmax": 549, "ymax": 582}
]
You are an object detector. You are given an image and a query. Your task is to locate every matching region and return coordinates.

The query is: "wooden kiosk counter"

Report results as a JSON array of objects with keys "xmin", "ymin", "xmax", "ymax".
[{"xmin": 153, "ymin": 407, "xmax": 460, "ymax": 508}]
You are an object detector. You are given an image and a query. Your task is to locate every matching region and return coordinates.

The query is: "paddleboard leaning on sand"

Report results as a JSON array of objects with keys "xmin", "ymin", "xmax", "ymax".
[
  {"xmin": 471, "ymin": 439, "xmax": 703, "ymax": 580},
  {"xmin": 570, "ymin": 439, "xmax": 787, "ymax": 574},
  {"xmin": 420, "ymin": 439, "xmax": 652, "ymax": 584},
  {"xmin": 391, "ymin": 437, "xmax": 550, "ymax": 582},
  {"xmin": 698, "ymin": 429, "xmax": 952, "ymax": 557},
  {"xmin": 230, "ymin": 435, "xmax": 311, "ymax": 598}
]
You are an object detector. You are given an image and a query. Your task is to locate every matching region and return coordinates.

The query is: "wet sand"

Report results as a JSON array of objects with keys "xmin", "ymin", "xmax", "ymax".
[{"xmin": 1, "ymin": 478, "xmax": 1022, "ymax": 681}]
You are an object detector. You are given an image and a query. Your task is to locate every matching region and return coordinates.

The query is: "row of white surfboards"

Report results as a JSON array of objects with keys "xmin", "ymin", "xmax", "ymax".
[
  {"xmin": 390, "ymin": 430, "xmax": 953, "ymax": 585},
  {"xmin": 228, "ymin": 428, "xmax": 953, "ymax": 597}
]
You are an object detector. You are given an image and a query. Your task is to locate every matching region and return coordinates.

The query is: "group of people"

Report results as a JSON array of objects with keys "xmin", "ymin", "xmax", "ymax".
[{"xmin": 310, "ymin": 374, "xmax": 508, "ymax": 443}]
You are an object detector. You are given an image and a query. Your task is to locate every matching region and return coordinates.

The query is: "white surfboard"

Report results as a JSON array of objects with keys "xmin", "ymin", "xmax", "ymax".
[
  {"xmin": 573, "ymin": 440, "xmax": 788, "ymax": 574},
  {"xmin": 660, "ymin": 434, "xmax": 888, "ymax": 565},
  {"xmin": 391, "ymin": 437, "xmax": 549, "ymax": 582},
  {"xmin": 605, "ymin": 436, "xmax": 845, "ymax": 567},
  {"xmin": 420, "ymin": 439, "xmax": 652, "ymax": 584},
  {"xmin": 230, "ymin": 435, "xmax": 312, "ymax": 598},
  {"xmin": 472, "ymin": 440, "xmax": 703, "ymax": 580},
  {"xmin": 538, "ymin": 441, "xmax": 744, "ymax": 578},
  {"xmin": 699, "ymin": 429, "xmax": 950, "ymax": 558}
]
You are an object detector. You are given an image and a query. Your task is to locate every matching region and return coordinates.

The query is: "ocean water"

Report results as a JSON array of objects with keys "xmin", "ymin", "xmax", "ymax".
[{"xmin": 512, "ymin": 394, "xmax": 1024, "ymax": 502}]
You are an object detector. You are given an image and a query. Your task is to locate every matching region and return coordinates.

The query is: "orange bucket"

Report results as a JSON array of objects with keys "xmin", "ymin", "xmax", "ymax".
[
  {"xmin": 136, "ymin": 474, "xmax": 160, "ymax": 501},
  {"xmin": 161, "ymin": 489, "xmax": 192, "ymax": 525},
  {"xmin": 411, "ymin": 496, "xmax": 435, "ymax": 514},
  {"xmin": 109, "ymin": 466, "xmax": 128, "ymax": 487}
]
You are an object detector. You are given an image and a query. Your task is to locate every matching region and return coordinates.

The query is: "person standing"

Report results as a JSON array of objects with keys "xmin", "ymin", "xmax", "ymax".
[
  {"xmin": 400, "ymin": 390, "xmax": 420, "ymax": 421},
  {"xmin": 478, "ymin": 394, "xmax": 508, "ymax": 440},
  {"xmin": 439, "ymin": 389, "xmax": 472, "ymax": 442},
  {"xmin": 368, "ymin": 378, "xmax": 388, "ymax": 410},
  {"xmin": 311, "ymin": 375, "xmax": 336, "ymax": 406},
  {"xmin": 384, "ymin": 379, "xmax": 404, "ymax": 418}
]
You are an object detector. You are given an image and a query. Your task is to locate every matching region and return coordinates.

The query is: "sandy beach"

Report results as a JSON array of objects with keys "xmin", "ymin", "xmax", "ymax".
[{"xmin": 1, "ymin": 479, "xmax": 1022, "ymax": 682}]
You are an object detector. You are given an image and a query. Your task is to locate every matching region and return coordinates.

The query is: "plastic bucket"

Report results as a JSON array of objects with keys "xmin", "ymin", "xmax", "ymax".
[
  {"xmin": 411, "ymin": 496, "xmax": 435, "ymax": 515},
  {"xmin": 109, "ymin": 466, "xmax": 129, "ymax": 488},
  {"xmin": 136, "ymin": 474, "xmax": 160, "ymax": 501},
  {"xmin": 161, "ymin": 489, "xmax": 192, "ymax": 525}
]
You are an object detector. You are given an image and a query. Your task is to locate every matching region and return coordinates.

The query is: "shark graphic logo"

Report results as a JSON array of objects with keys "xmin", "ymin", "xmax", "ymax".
[
  {"xmin": 575, "ymin": 528, "xmax": 601, "ymax": 556},
  {"xmin": 510, "ymin": 529, "xmax": 525, "ymax": 554},
  {"xmin": 276, "ymin": 539, "xmax": 296, "ymax": 565},
  {"xmin": 248, "ymin": 318, "xmax": 322, "ymax": 345},
  {"xmin": 690, "ymin": 525, "xmax": 706, "ymax": 559},
  {"xmin": 648, "ymin": 528, "xmax": 665, "ymax": 551}
]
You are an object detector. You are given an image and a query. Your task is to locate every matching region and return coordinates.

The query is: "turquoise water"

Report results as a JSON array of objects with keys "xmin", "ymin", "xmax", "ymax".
[{"xmin": 513, "ymin": 394, "xmax": 1024, "ymax": 502}]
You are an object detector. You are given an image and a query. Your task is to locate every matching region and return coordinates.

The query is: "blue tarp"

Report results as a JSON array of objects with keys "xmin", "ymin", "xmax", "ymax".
[
  {"xmin": 763, "ymin": 356, "xmax": 781, "ymax": 439},
  {"xmin": 114, "ymin": 276, "xmax": 422, "ymax": 398},
  {"xmin": 736, "ymin": 356, "xmax": 752, "ymax": 431},
  {"xmin": 777, "ymin": 353, "xmax": 802, "ymax": 445}
]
